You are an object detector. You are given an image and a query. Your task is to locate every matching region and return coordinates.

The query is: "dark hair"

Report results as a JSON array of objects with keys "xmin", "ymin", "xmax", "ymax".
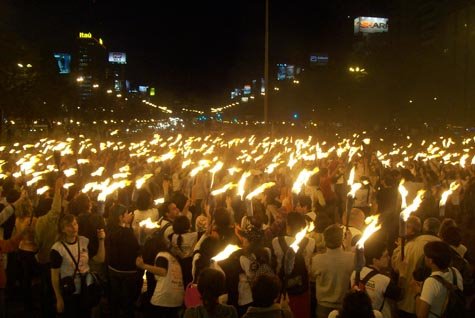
[
  {"xmin": 440, "ymin": 225, "xmax": 462, "ymax": 247},
  {"xmin": 136, "ymin": 189, "xmax": 152, "ymax": 211},
  {"xmin": 69, "ymin": 193, "xmax": 90, "ymax": 216},
  {"xmin": 108, "ymin": 204, "xmax": 128, "ymax": 229},
  {"xmin": 172, "ymin": 215, "xmax": 190, "ymax": 251},
  {"xmin": 439, "ymin": 218, "xmax": 457, "ymax": 237},
  {"xmin": 364, "ymin": 238, "xmax": 387, "ymax": 266},
  {"xmin": 194, "ymin": 237, "xmax": 220, "ymax": 282},
  {"xmin": 406, "ymin": 215, "xmax": 422, "ymax": 235},
  {"xmin": 286, "ymin": 212, "xmax": 306, "ymax": 236},
  {"xmin": 297, "ymin": 195, "xmax": 312, "ymax": 210},
  {"xmin": 197, "ymin": 268, "xmax": 225, "ymax": 315},
  {"xmin": 423, "ymin": 217, "xmax": 441, "ymax": 236},
  {"xmin": 251, "ymin": 274, "xmax": 281, "ymax": 307},
  {"xmin": 324, "ymin": 224, "xmax": 343, "ymax": 249},
  {"xmin": 424, "ymin": 241, "xmax": 452, "ymax": 270},
  {"xmin": 58, "ymin": 214, "xmax": 77, "ymax": 239},
  {"xmin": 214, "ymin": 207, "xmax": 232, "ymax": 229},
  {"xmin": 316, "ymin": 214, "xmax": 333, "ymax": 233},
  {"xmin": 6, "ymin": 189, "xmax": 21, "ymax": 204},
  {"xmin": 158, "ymin": 201, "xmax": 173, "ymax": 218},
  {"xmin": 339, "ymin": 290, "xmax": 375, "ymax": 318}
]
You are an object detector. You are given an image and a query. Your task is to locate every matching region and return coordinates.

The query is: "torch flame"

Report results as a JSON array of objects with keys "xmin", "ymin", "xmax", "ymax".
[
  {"xmin": 136, "ymin": 174, "xmax": 153, "ymax": 189},
  {"xmin": 238, "ymin": 171, "xmax": 252, "ymax": 200},
  {"xmin": 348, "ymin": 183, "xmax": 362, "ymax": 198},
  {"xmin": 36, "ymin": 186, "xmax": 50, "ymax": 195},
  {"xmin": 348, "ymin": 166, "xmax": 356, "ymax": 186},
  {"xmin": 211, "ymin": 244, "xmax": 242, "ymax": 262},
  {"xmin": 139, "ymin": 218, "xmax": 160, "ymax": 229},
  {"xmin": 211, "ymin": 182, "xmax": 236, "ymax": 196},
  {"xmin": 356, "ymin": 215, "xmax": 382, "ymax": 249},
  {"xmin": 398, "ymin": 180, "xmax": 408, "ymax": 210},
  {"xmin": 246, "ymin": 182, "xmax": 275, "ymax": 200},
  {"xmin": 440, "ymin": 181, "xmax": 460, "ymax": 207},
  {"xmin": 290, "ymin": 226, "xmax": 309, "ymax": 252},
  {"xmin": 292, "ymin": 167, "xmax": 319, "ymax": 194},
  {"xmin": 401, "ymin": 190, "xmax": 425, "ymax": 221}
]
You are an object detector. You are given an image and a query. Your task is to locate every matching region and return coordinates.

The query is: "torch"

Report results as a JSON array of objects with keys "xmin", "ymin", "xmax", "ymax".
[
  {"xmin": 399, "ymin": 190, "xmax": 425, "ymax": 261},
  {"xmin": 345, "ymin": 167, "xmax": 362, "ymax": 232},
  {"xmin": 283, "ymin": 225, "xmax": 308, "ymax": 293},
  {"xmin": 439, "ymin": 181, "xmax": 460, "ymax": 218},
  {"xmin": 355, "ymin": 215, "xmax": 382, "ymax": 285},
  {"xmin": 398, "ymin": 180, "xmax": 408, "ymax": 261},
  {"xmin": 246, "ymin": 182, "xmax": 275, "ymax": 217}
]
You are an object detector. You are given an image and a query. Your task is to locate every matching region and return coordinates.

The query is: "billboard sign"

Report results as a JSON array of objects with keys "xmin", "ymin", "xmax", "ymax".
[
  {"xmin": 310, "ymin": 54, "xmax": 329, "ymax": 66},
  {"xmin": 277, "ymin": 64, "xmax": 286, "ymax": 80},
  {"xmin": 138, "ymin": 86, "xmax": 148, "ymax": 93},
  {"xmin": 243, "ymin": 85, "xmax": 251, "ymax": 95},
  {"xmin": 286, "ymin": 65, "xmax": 295, "ymax": 79},
  {"xmin": 108, "ymin": 52, "xmax": 127, "ymax": 64},
  {"xmin": 354, "ymin": 17, "xmax": 388, "ymax": 34},
  {"xmin": 53, "ymin": 53, "xmax": 71, "ymax": 74}
]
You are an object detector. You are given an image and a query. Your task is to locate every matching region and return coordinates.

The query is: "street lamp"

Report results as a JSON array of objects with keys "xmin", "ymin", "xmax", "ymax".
[
  {"xmin": 76, "ymin": 76, "xmax": 84, "ymax": 82},
  {"xmin": 17, "ymin": 63, "xmax": 24, "ymax": 68}
]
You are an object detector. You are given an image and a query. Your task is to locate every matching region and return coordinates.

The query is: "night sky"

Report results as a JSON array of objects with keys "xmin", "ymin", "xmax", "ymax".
[{"xmin": 6, "ymin": 0, "xmax": 390, "ymax": 105}]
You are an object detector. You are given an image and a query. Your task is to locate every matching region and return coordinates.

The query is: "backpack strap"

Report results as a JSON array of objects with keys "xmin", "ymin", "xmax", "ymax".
[
  {"xmin": 361, "ymin": 269, "xmax": 379, "ymax": 286},
  {"xmin": 278, "ymin": 236, "xmax": 289, "ymax": 253},
  {"xmin": 429, "ymin": 269, "xmax": 458, "ymax": 318},
  {"xmin": 61, "ymin": 240, "xmax": 81, "ymax": 277}
]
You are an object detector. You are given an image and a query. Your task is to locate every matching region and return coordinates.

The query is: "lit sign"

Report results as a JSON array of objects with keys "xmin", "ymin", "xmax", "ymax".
[
  {"xmin": 108, "ymin": 52, "xmax": 127, "ymax": 64},
  {"xmin": 310, "ymin": 54, "xmax": 329, "ymax": 65},
  {"xmin": 79, "ymin": 32, "xmax": 92, "ymax": 39},
  {"xmin": 53, "ymin": 53, "xmax": 71, "ymax": 74},
  {"xmin": 243, "ymin": 85, "xmax": 251, "ymax": 95},
  {"xmin": 354, "ymin": 17, "xmax": 388, "ymax": 34},
  {"xmin": 150, "ymin": 87, "xmax": 155, "ymax": 96}
]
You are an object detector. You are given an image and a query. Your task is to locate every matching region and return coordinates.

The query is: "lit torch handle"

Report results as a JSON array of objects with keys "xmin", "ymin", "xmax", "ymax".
[
  {"xmin": 345, "ymin": 195, "xmax": 354, "ymax": 232},
  {"xmin": 399, "ymin": 215, "xmax": 406, "ymax": 261},
  {"xmin": 355, "ymin": 247, "xmax": 365, "ymax": 286}
]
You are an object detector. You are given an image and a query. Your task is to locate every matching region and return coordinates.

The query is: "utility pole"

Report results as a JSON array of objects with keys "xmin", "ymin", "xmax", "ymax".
[{"xmin": 264, "ymin": 0, "xmax": 269, "ymax": 124}]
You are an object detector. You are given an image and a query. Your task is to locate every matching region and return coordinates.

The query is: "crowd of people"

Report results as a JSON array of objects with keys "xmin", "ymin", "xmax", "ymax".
[{"xmin": 0, "ymin": 131, "xmax": 474, "ymax": 318}]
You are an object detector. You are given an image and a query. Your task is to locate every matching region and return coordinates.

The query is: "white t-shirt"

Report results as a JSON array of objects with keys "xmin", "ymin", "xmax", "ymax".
[
  {"xmin": 169, "ymin": 232, "xmax": 198, "ymax": 259},
  {"xmin": 419, "ymin": 268, "xmax": 463, "ymax": 318},
  {"xmin": 238, "ymin": 249, "xmax": 272, "ymax": 306},
  {"xmin": 151, "ymin": 251, "xmax": 184, "ymax": 307},
  {"xmin": 350, "ymin": 267, "xmax": 394, "ymax": 318}
]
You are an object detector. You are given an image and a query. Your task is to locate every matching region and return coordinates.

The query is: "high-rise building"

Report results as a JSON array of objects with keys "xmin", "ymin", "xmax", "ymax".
[
  {"xmin": 76, "ymin": 31, "xmax": 107, "ymax": 105},
  {"xmin": 107, "ymin": 52, "xmax": 127, "ymax": 94}
]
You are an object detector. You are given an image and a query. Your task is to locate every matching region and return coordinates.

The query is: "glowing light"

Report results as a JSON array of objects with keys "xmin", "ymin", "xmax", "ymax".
[{"xmin": 211, "ymin": 244, "xmax": 242, "ymax": 262}]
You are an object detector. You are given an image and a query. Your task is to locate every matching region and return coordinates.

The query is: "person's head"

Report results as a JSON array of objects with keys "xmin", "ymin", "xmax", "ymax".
[
  {"xmin": 213, "ymin": 207, "xmax": 232, "ymax": 230},
  {"xmin": 58, "ymin": 213, "xmax": 78, "ymax": 240},
  {"xmin": 172, "ymin": 215, "xmax": 191, "ymax": 235},
  {"xmin": 69, "ymin": 193, "xmax": 91, "ymax": 216},
  {"xmin": 6, "ymin": 189, "xmax": 20, "ymax": 204},
  {"xmin": 439, "ymin": 225, "xmax": 462, "ymax": 247},
  {"xmin": 197, "ymin": 268, "xmax": 226, "ymax": 313},
  {"xmin": 345, "ymin": 208, "xmax": 366, "ymax": 230},
  {"xmin": 251, "ymin": 274, "xmax": 282, "ymax": 307},
  {"xmin": 423, "ymin": 217, "xmax": 441, "ymax": 236},
  {"xmin": 424, "ymin": 241, "xmax": 452, "ymax": 271},
  {"xmin": 364, "ymin": 238, "xmax": 389, "ymax": 270},
  {"xmin": 295, "ymin": 195, "xmax": 312, "ymax": 214},
  {"xmin": 158, "ymin": 201, "xmax": 179, "ymax": 221},
  {"xmin": 136, "ymin": 189, "xmax": 152, "ymax": 211},
  {"xmin": 315, "ymin": 213, "xmax": 333, "ymax": 233},
  {"xmin": 406, "ymin": 215, "xmax": 422, "ymax": 237},
  {"xmin": 238, "ymin": 224, "xmax": 264, "ymax": 249},
  {"xmin": 324, "ymin": 224, "xmax": 343, "ymax": 249},
  {"xmin": 438, "ymin": 218, "xmax": 457, "ymax": 237},
  {"xmin": 339, "ymin": 290, "xmax": 375, "ymax": 318},
  {"xmin": 108, "ymin": 203, "xmax": 129, "ymax": 229},
  {"xmin": 286, "ymin": 212, "xmax": 306, "ymax": 236}
]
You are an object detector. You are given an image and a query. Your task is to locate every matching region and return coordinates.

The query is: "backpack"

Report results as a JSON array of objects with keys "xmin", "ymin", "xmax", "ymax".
[
  {"xmin": 429, "ymin": 268, "xmax": 467, "ymax": 318},
  {"xmin": 357, "ymin": 269, "xmax": 386, "ymax": 311},
  {"xmin": 245, "ymin": 252, "xmax": 274, "ymax": 283},
  {"xmin": 278, "ymin": 236, "xmax": 309, "ymax": 295}
]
